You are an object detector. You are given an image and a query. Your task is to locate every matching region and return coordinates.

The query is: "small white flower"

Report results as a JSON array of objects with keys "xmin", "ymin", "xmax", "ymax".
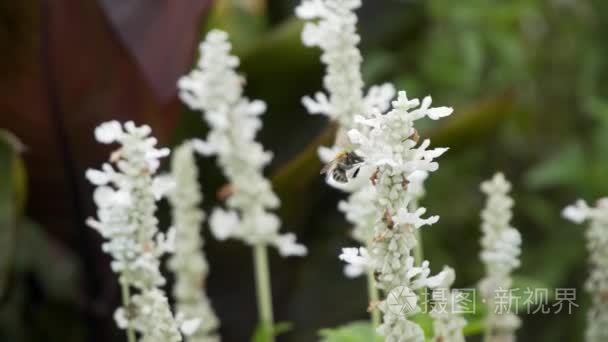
[
  {"xmin": 407, "ymin": 170, "xmax": 429, "ymax": 200},
  {"xmin": 273, "ymin": 233, "xmax": 308, "ymax": 257},
  {"xmin": 209, "ymin": 209, "xmax": 240, "ymax": 241},
  {"xmin": 394, "ymin": 207, "xmax": 439, "ymax": 229},
  {"xmin": 86, "ymin": 168, "xmax": 111, "ymax": 185},
  {"xmin": 94, "ymin": 120, "xmax": 123, "ymax": 143},
  {"xmin": 339, "ymin": 247, "xmax": 370, "ymax": 278},
  {"xmin": 562, "ymin": 199, "xmax": 591, "ymax": 224},
  {"xmin": 180, "ymin": 319, "xmax": 202, "ymax": 336},
  {"xmin": 152, "ymin": 175, "xmax": 176, "ymax": 200}
]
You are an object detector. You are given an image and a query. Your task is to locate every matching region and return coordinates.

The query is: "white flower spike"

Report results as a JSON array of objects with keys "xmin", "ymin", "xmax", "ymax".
[
  {"xmin": 478, "ymin": 173, "xmax": 522, "ymax": 342},
  {"xmin": 345, "ymin": 90, "xmax": 453, "ymax": 341},
  {"xmin": 167, "ymin": 143, "xmax": 220, "ymax": 342},
  {"xmin": 297, "ymin": 0, "xmax": 395, "ymax": 274},
  {"xmin": 86, "ymin": 120, "xmax": 181, "ymax": 342},
  {"xmin": 178, "ymin": 30, "xmax": 306, "ymax": 256},
  {"xmin": 296, "ymin": 0, "xmax": 395, "ymax": 128},
  {"xmin": 563, "ymin": 198, "xmax": 608, "ymax": 342}
]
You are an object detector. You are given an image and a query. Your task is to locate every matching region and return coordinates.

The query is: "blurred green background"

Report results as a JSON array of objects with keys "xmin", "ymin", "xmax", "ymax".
[{"xmin": 1, "ymin": 0, "xmax": 607, "ymax": 341}]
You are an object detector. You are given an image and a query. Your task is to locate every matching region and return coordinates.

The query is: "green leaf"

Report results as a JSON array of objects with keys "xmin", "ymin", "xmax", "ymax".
[
  {"xmin": 13, "ymin": 220, "xmax": 81, "ymax": 301},
  {"xmin": 205, "ymin": 0, "xmax": 267, "ymax": 54},
  {"xmin": 252, "ymin": 321, "xmax": 293, "ymax": 342},
  {"xmin": 0, "ymin": 129, "xmax": 27, "ymax": 298},
  {"xmin": 462, "ymin": 316, "xmax": 485, "ymax": 336},
  {"xmin": 410, "ymin": 312, "xmax": 434, "ymax": 339},
  {"xmin": 318, "ymin": 321, "xmax": 383, "ymax": 342},
  {"xmin": 524, "ymin": 143, "xmax": 585, "ymax": 190},
  {"xmin": 430, "ymin": 91, "xmax": 515, "ymax": 149}
]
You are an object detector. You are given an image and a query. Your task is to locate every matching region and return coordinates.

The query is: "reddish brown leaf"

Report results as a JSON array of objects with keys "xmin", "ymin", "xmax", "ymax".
[
  {"xmin": 99, "ymin": 0, "xmax": 212, "ymax": 101},
  {"xmin": 0, "ymin": 1, "xmax": 211, "ymax": 340}
]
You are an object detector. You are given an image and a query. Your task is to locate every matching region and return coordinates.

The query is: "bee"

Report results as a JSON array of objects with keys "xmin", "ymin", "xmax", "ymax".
[{"xmin": 320, "ymin": 151, "xmax": 365, "ymax": 183}]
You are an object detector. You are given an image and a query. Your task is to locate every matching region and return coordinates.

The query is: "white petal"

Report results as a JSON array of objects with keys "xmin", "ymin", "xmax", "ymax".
[
  {"xmin": 295, "ymin": 0, "xmax": 321, "ymax": 19},
  {"xmin": 180, "ymin": 318, "xmax": 202, "ymax": 336},
  {"xmin": 344, "ymin": 264, "xmax": 365, "ymax": 278},
  {"xmin": 427, "ymin": 106, "xmax": 453, "ymax": 120},
  {"xmin": 274, "ymin": 233, "xmax": 307, "ymax": 257},
  {"xmin": 191, "ymin": 138, "xmax": 217, "ymax": 156},
  {"xmin": 562, "ymin": 200, "xmax": 590, "ymax": 224},
  {"xmin": 95, "ymin": 121, "xmax": 123, "ymax": 143},
  {"xmin": 86, "ymin": 168, "xmax": 111, "ymax": 185},
  {"xmin": 209, "ymin": 209, "xmax": 240, "ymax": 240},
  {"xmin": 152, "ymin": 175, "xmax": 176, "ymax": 200}
]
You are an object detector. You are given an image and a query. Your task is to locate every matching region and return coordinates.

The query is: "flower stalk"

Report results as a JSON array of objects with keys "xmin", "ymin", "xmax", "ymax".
[
  {"xmin": 339, "ymin": 91, "xmax": 454, "ymax": 341},
  {"xmin": 121, "ymin": 282, "xmax": 136, "ymax": 342},
  {"xmin": 86, "ymin": 121, "xmax": 181, "ymax": 342},
  {"xmin": 178, "ymin": 29, "xmax": 307, "ymax": 339},
  {"xmin": 167, "ymin": 143, "xmax": 220, "ymax": 341},
  {"xmin": 254, "ymin": 244, "xmax": 275, "ymax": 341}
]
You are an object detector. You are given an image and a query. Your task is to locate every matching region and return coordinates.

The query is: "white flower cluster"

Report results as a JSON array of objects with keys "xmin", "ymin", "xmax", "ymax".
[
  {"xmin": 430, "ymin": 267, "xmax": 466, "ymax": 342},
  {"xmin": 478, "ymin": 173, "xmax": 522, "ymax": 342},
  {"xmin": 338, "ymin": 170, "xmax": 429, "ymax": 277},
  {"xmin": 117, "ymin": 289, "xmax": 183, "ymax": 342},
  {"xmin": 178, "ymin": 30, "xmax": 306, "ymax": 257},
  {"xmin": 340, "ymin": 91, "xmax": 453, "ymax": 341},
  {"xmin": 563, "ymin": 198, "xmax": 608, "ymax": 342},
  {"xmin": 86, "ymin": 121, "xmax": 181, "ymax": 342},
  {"xmin": 296, "ymin": 0, "xmax": 395, "ymax": 279},
  {"xmin": 167, "ymin": 143, "xmax": 220, "ymax": 342},
  {"xmin": 296, "ymin": 0, "xmax": 395, "ymax": 129}
]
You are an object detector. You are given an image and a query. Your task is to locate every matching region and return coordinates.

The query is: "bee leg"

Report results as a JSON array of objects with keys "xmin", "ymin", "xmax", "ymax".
[{"xmin": 332, "ymin": 168, "xmax": 348, "ymax": 183}]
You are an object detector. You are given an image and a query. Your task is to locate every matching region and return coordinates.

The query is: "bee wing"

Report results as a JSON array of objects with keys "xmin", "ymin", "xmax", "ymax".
[
  {"xmin": 320, "ymin": 160, "xmax": 334, "ymax": 175},
  {"xmin": 321, "ymin": 151, "xmax": 347, "ymax": 174}
]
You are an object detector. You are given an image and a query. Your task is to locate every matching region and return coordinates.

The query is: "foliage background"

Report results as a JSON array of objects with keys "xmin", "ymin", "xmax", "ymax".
[{"xmin": 1, "ymin": 0, "xmax": 607, "ymax": 341}]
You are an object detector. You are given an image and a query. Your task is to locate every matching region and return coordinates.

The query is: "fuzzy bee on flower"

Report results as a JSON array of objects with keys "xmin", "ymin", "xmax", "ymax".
[{"xmin": 321, "ymin": 150, "xmax": 365, "ymax": 184}]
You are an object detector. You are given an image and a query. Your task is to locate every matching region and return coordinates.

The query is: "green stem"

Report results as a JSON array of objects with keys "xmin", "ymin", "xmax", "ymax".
[
  {"xmin": 120, "ymin": 282, "xmax": 136, "ymax": 342},
  {"xmin": 366, "ymin": 269, "xmax": 380, "ymax": 328},
  {"xmin": 253, "ymin": 244, "xmax": 275, "ymax": 342},
  {"xmin": 483, "ymin": 322, "xmax": 493, "ymax": 342}
]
